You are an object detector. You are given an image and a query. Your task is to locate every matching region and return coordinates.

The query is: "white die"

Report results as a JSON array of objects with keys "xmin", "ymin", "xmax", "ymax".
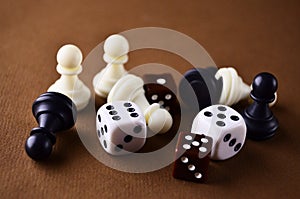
[
  {"xmin": 191, "ymin": 105, "xmax": 246, "ymax": 160},
  {"xmin": 96, "ymin": 101, "xmax": 146, "ymax": 155}
]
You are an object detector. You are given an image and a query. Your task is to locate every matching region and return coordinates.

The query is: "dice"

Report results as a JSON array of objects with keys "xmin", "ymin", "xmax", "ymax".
[
  {"xmin": 96, "ymin": 101, "xmax": 146, "ymax": 155},
  {"xmin": 143, "ymin": 83, "xmax": 180, "ymax": 116},
  {"xmin": 191, "ymin": 105, "xmax": 246, "ymax": 160},
  {"xmin": 143, "ymin": 73, "xmax": 177, "ymax": 94},
  {"xmin": 172, "ymin": 132, "xmax": 213, "ymax": 183}
]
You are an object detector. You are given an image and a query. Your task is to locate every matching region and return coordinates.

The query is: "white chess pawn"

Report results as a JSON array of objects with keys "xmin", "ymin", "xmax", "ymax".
[
  {"xmin": 107, "ymin": 74, "xmax": 173, "ymax": 134},
  {"xmin": 93, "ymin": 34, "xmax": 129, "ymax": 98},
  {"xmin": 48, "ymin": 44, "xmax": 91, "ymax": 111},
  {"xmin": 215, "ymin": 67, "xmax": 251, "ymax": 106}
]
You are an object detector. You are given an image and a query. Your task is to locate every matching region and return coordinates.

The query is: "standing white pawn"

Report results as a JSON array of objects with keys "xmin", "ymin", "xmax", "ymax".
[
  {"xmin": 93, "ymin": 34, "xmax": 129, "ymax": 98},
  {"xmin": 48, "ymin": 44, "xmax": 91, "ymax": 111}
]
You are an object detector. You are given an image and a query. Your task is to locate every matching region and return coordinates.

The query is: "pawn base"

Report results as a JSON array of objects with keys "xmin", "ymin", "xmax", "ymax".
[
  {"xmin": 48, "ymin": 79, "xmax": 91, "ymax": 111},
  {"xmin": 241, "ymin": 110, "xmax": 279, "ymax": 140}
]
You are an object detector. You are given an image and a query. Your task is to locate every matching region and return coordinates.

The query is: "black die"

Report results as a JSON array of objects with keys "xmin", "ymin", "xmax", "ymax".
[
  {"xmin": 172, "ymin": 132, "xmax": 213, "ymax": 183},
  {"xmin": 143, "ymin": 73, "xmax": 177, "ymax": 94},
  {"xmin": 143, "ymin": 83, "xmax": 180, "ymax": 116}
]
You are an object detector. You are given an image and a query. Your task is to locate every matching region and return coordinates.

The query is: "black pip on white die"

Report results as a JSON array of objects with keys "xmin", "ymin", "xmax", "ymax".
[
  {"xmin": 191, "ymin": 105, "xmax": 247, "ymax": 160},
  {"xmin": 96, "ymin": 101, "xmax": 146, "ymax": 156}
]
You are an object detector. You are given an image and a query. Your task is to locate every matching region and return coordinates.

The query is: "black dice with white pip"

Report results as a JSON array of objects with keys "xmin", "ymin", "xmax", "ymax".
[
  {"xmin": 143, "ymin": 73, "xmax": 177, "ymax": 95},
  {"xmin": 143, "ymin": 83, "xmax": 180, "ymax": 115},
  {"xmin": 96, "ymin": 101, "xmax": 146, "ymax": 155},
  {"xmin": 173, "ymin": 132, "xmax": 213, "ymax": 183},
  {"xmin": 191, "ymin": 105, "xmax": 246, "ymax": 160}
]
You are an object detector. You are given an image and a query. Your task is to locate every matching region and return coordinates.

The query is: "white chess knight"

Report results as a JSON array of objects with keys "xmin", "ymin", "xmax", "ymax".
[
  {"xmin": 215, "ymin": 67, "xmax": 251, "ymax": 106},
  {"xmin": 107, "ymin": 74, "xmax": 173, "ymax": 134},
  {"xmin": 48, "ymin": 44, "xmax": 91, "ymax": 111},
  {"xmin": 93, "ymin": 34, "xmax": 129, "ymax": 98}
]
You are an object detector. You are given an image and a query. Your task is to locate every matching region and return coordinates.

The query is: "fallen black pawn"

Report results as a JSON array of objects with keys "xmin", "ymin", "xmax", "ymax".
[
  {"xmin": 25, "ymin": 92, "xmax": 77, "ymax": 160},
  {"xmin": 179, "ymin": 67, "xmax": 222, "ymax": 111}
]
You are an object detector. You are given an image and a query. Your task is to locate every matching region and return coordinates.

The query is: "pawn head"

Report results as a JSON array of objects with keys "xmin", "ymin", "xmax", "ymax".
[
  {"xmin": 104, "ymin": 34, "xmax": 129, "ymax": 57},
  {"xmin": 148, "ymin": 109, "xmax": 173, "ymax": 134},
  {"xmin": 57, "ymin": 44, "xmax": 83, "ymax": 69},
  {"xmin": 251, "ymin": 72, "xmax": 278, "ymax": 102},
  {"xmin": 25, "ymin": 129, "xmax": 54, "ymax": 160}
]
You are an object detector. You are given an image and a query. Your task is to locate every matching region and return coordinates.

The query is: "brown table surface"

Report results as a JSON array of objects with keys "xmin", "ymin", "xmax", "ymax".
[{"xmin": 1, "ymin": 0, "xmax": 299, "ymax": 198}]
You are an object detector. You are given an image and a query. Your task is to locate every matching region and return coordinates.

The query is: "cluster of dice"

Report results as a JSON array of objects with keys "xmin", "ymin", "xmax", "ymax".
[
  {"xmin": 172, "ymin": 105, "xmax": 246, "ymax": 183},
  {"xmin": 25, "ymin": 34, "xmax": 279, "ymax": 184},
  {"xmin": 89, "ymin": 35, "xmax": 245, "ymax": 183},
  {"xmin": 92, "ymin": 35, "xmax": 247, "ymax": 160}
]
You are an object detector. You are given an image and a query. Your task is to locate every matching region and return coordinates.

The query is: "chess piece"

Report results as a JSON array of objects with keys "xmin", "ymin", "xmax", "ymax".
[
  {"xmin": 48, "ymin": 44, "xmax": 91, "ymax": 111},
  {"xmin": 25, "ymin": 92, "xmax": 77, "ymax": 160},
  {"xmin": 250, "ymin": 84, "xmax": 278, "ymax": 107},
  {"xmin": 107, "ymin": 74, "xmax": 173, "ymax": 134},
  {"xmin": 241, "ymin": 72, "xmax": 279, "ymax": 140},
  {"xmin": 179, "ymin": 67, "xmax": 251, "ymax": 110},
  {"xmin": 179, "ymin": 67, "xmax": 222, "ymax": 111},
  {"xmin": 93, "ymin": 34, "xmax": 129, "ymax": 98},
  {"xmin": 215, "ymin": 67, "xmax": 251, "ymax": 106}
]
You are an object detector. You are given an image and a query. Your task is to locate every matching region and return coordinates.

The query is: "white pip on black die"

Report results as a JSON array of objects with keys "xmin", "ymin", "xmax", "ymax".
[
  {"xmin": 96, "ymin": 101, "xmax": 146, "ymax": 156},
  {"xmin": 191, "ymin": 105, "xmax": 246, "ymax": 160}
]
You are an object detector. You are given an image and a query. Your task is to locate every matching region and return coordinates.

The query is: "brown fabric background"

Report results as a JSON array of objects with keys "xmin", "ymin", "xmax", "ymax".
[{"xmin": 0, "ymin": 0, "xmax": 299, "ymax": 198}]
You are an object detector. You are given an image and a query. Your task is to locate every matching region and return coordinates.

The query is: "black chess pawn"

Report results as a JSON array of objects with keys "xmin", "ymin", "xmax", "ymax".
[
  {"xmin": 241, "ymin": 72, "xmax": 279, "ymax": 140},
  {"xmin": 25, "ymin": 92, "xmax": 77, "ymax": 160},
  {"xmin": 179, "ymin": 67, "xmax": 222, "ymax": 111}
]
